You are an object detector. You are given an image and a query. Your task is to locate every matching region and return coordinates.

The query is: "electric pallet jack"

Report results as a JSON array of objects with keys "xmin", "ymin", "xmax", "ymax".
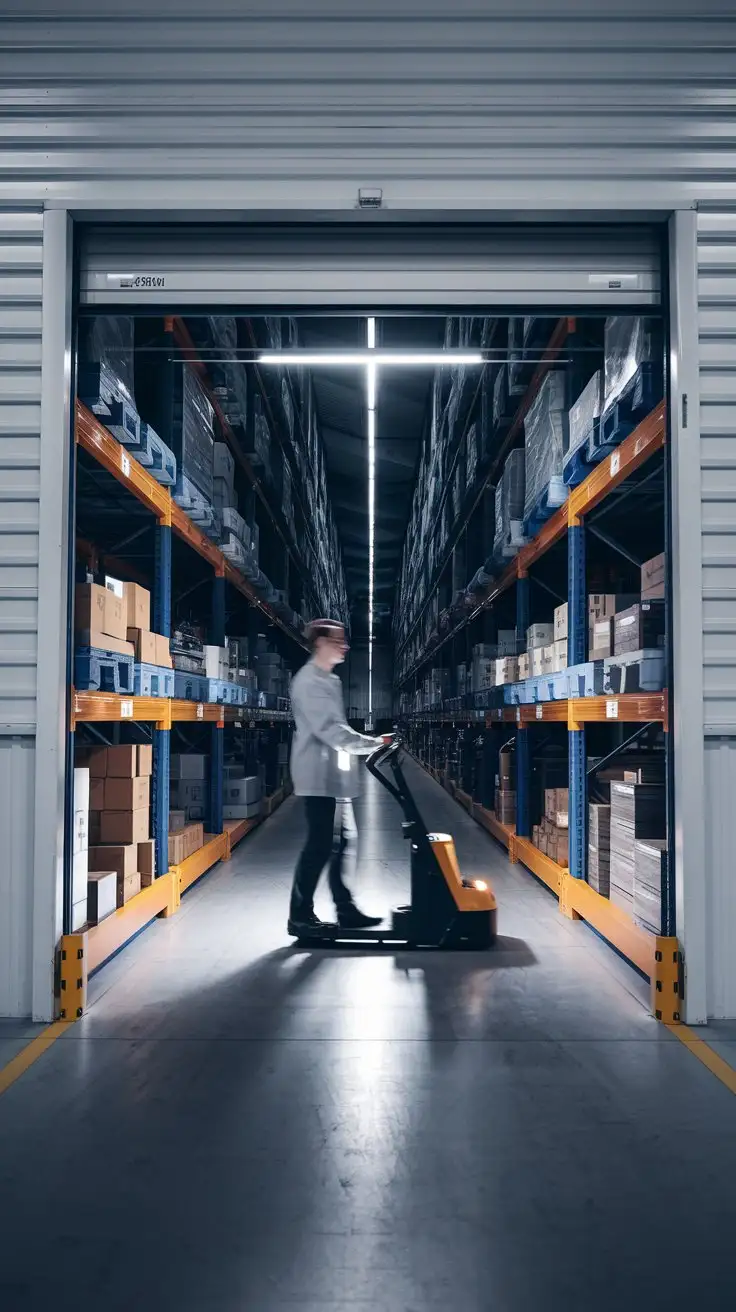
[{"xmin": 294, "ymin": 737, "xmax": 497, "ymax": 949}]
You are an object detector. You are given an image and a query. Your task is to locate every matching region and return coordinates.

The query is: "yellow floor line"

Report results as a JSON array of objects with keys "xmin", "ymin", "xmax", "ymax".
[
  {"xmin": 667, "ymin": 1024, "xmax": 736, "ymax": 1095},
  {"xmin": 0, "ymin": 1021, "xmax": 74, "ymax": 1098}
]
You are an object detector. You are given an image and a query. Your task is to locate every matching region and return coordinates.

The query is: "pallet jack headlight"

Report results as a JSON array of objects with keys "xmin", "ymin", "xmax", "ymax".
[{"xmin": 473, "ymin": 880, "xmax": 489, "ymax": 892}]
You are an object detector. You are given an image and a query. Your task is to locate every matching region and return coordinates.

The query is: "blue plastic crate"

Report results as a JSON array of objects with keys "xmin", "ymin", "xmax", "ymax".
[
  {"xmin": 598, "ymin": 363, "xmax": 662, "ymax": 452},
  {"xmin": 133, "ymin": 662, "xmax": 175, "ymax": 698},
  {"xmin": 516, "ymin": 679, "xmax": 538, "ymax": 704},
  {"xmin": 173, "ymin": 671, "xmax": 208, "ymax": 702},
  {"xmin": 537, "ymin": 671, "xmax": 568, "ymax": 701},
  {"xmin": 522, "ymin": 476, "xmax": 568, "ymax": 538},
  {"xmin": 142, "ymin": 425, "xmax": 177, "ymax": 487},
  {"xmin": 567, "ymin": 661, "xmax": 605, "ymax": 698},
  {"xmin": 75, "ymin": 646, "xmax": 134, "ymax": 695},
  {"xmin": 203, "ymin": 678, "xmax": 230, "ymax": 704}
]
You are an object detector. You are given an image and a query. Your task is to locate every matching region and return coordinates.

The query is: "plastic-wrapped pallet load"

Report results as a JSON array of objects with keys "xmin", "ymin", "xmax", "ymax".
[
  {"xmin": 523, "ymin": 371, "xmax": 568, "ymax": 522},
  {"xmin": 508, "ymin": 318, "xmax": 526, "ymax": 396},
  {"xmin": 79, "ymin": 316, "xmax": 136, "ymax": 402},
  {"xmin": 603, "ymin": 317, "xmax": 656, "ymax": 409},
  {"xmin": 493, "ymin": 448, "xmax": 526, "ymax": 560},
  {"xmin": 493, "ymin": 365, "xmax": 508, "ymax": 429},
  {"xmin": 173, "ymin": 365, "xmax": 215, "ymax": 504},
  {"xmin": 568, "ymin": 371, "xmax": 602, "ymax": 457}
]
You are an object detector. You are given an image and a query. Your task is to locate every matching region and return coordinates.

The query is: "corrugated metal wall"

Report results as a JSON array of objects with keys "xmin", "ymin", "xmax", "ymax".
[
  {"xmin": 0, "ymin": 2, "xmax": 734, "ymax": 212},
  {"xmin": 699, "ymin": 207, "xmax": 736, "ymax": 736},
  {"xmin": 0, "ymin": 208, "xmax": 42, "ymax": 1017},
  {"xmin": 704, "ymin": 740, "xmax": 736, "ymax": 1018}
]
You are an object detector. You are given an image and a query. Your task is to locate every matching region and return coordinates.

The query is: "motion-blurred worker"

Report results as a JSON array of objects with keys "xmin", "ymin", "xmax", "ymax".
[{"xmin": 288, "ymin": 619, "xmax": 384, "ymax": 935}]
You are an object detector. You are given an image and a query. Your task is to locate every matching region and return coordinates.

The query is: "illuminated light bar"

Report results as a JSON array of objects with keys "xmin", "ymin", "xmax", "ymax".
[{"xmin": 259, "ymin": 351, "xmax": 484, "ymax": 368}]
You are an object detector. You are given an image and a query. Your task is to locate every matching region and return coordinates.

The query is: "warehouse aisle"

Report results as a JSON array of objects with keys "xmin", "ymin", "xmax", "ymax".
[{"xmin": 1, "ymin": 762, "xmax": 735, "ymax": 1311}]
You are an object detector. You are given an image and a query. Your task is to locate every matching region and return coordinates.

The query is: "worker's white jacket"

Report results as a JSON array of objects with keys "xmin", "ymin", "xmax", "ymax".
[{"xmin": 289, "ymin": 659, "xmax": 380, "ymax": 798}]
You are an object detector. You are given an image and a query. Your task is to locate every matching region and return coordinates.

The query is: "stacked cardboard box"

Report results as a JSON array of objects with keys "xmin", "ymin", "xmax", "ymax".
[
  {"xmin": 588, "ymin": 593, "xmax": 638, "ymax": 659},
  {"xmin": 641, "ymin": 553, "xmax": 665, "ymax": 602},
  {"xmin": 223, "ymin": 772, "xmax": 263, "ymax": 821},
  {"xmin": 170, "ymin": 753, "xmax": 208, "ymax": 822},
  {"xmin": 79, "ymin": 743, "xmax": 153, "ymax": 912},
  {"xmin": 633, "ymin": 838, "xmax": 667, "ymax": 933},
  {"xmin": 588, "ymin": 803, "xmax": 611, "ymax": 896},
  {"xmin": 532, "ymin": 788, "xmax": 569, "ymax": 865},
  {"xmin": 613, "ymin": 601, "xmax": 665, "ymax": 655},
  {"xmin": 75, "ymin": 582, "xmax": 133, "ymax": 658},
  {"xmin": 168, "ymin": 822, "xmax": 205, "ymax": 865},
  {"xmin": 609, "ymin": 781, "xmax": 666, "ymax": 916}
]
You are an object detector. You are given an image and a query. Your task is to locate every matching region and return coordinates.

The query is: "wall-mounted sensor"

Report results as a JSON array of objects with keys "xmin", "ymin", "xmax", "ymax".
[{"xmin": 358, "ymin": 188, "xmax": 383, "ymax": 209}]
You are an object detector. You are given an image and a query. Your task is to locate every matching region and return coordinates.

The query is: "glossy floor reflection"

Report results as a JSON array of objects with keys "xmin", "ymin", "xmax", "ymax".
[{"xmin": 1, "ymin": 762, "xmax": 735, "ymax": 1310}]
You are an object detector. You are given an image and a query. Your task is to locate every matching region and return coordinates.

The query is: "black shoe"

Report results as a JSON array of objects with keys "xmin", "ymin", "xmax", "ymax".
[
  {"xmin": 287, "ymin": 911, "xmax": 334, "ymax": 937},
  {"xmin": 336, "ymin": 905, "xmax": 383, "ymax": 930}
]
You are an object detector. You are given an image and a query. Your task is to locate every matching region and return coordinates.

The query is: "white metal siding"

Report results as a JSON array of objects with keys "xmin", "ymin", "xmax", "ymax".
[
  {"xmin": 0, "ymin": 209, "xmax": 42, "ymax": 734},
  {"xmin": 0, "ymin": 2, "xmax": 734, "ymax": 212},
  {"xmin": 0, "ymin": 736, "xmax": 36, "ymax": 1017},
  {"xmin": 698, "ymin": 208, "xmax": 736, "ymax": 736},
  {"xmin": 704, "ymin": 739, "xmax": 736, "ymax": 1018}
]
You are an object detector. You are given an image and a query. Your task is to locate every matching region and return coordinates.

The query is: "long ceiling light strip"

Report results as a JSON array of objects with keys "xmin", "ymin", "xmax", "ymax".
[
  {"xmin": 259, "ymin": 351, "xmax": 483, "ymax": 368},
  {"xmin": 366, "ymin": 318, "xmax": 376, "ymax": 728}
]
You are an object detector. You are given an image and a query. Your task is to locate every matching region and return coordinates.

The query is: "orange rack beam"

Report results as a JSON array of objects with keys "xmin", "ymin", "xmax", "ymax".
[
  {"xmin": 71, "ymin": 690, "xmax": 171, "ymax": 728},
  {"xmin": 86, "ymin": 873, "xmax": 178, "ymax": 975},
  {"xmin": 472, "ymin": 805, "xmax": 514, "ymax": 850},
  {"xmin": 568, "ymin": 692, "xmax": 668, "ymax": 729},
  {"xmin": 170, "ymin": 832, "xmax": 229, "ymax": 896},
  {"xmin": 76, "ymin": 401, "xmax": 170, "ymax": 523},
  {"xmin": 511, "ymin": 836, "xmax": 566, "ymax": 895}
]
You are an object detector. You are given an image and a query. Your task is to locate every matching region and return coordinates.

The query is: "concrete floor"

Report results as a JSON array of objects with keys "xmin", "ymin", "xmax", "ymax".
[{"xmin": 1, "ymin": 761, "xmax": 735, "ymax": 1310}]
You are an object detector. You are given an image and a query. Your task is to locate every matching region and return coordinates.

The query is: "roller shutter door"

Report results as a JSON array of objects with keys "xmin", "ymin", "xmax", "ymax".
[{"xmin": 78, "ymin": 222, "xmax": 661, "ymax": 309}]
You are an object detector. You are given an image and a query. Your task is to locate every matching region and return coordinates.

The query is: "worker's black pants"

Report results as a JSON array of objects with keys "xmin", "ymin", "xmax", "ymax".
[{"xmin": 290, "ymin": 796, "xmax": 354, "ymax": 918}]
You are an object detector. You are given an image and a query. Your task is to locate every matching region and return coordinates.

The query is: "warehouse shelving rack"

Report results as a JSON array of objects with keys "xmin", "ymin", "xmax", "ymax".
[
  {"xmin": 402, "ymin": 400, "xmax": 681, "ymax": 1022},
  {"xmin": 60, "ymin": 401, "xmax": 301, "ymax": 1017}
]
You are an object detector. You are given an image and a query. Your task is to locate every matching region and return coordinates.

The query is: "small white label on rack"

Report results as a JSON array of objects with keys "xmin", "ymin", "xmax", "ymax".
[
  {"xmin": 606, "ymin": 699, "xmax": 619, "ymax": 719},
  {"xmin": 634, "ymin": 436, "xmax": 644, "ymax": 457},
  {"xmin": 120, "ymin": 699, "xmax": 134, "ymax": 719},
  {"xmin": 120, "ymin": 451, "xmax": 131, "ymax": 478},
  {"xmin": 536, "ymin": 704, "xmax": 544, "ymax": 719},
  {"xmin": 516, "ymin": 707, "xmax": 521, "ymax": 723},
  {"xmin": 610, "ymin": 452, "xmax": 621, "ymax": 477},
  {"xmin": 196, "ymin": 703, "xmax": 204, "ymax": 720}
]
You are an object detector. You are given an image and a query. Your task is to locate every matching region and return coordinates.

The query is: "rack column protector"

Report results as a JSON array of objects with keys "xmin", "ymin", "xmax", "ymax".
[
  {"xmin": 568, "ymin": 519, "xmax": 586, "ymax": 879},
  {"xmin": 153, "ymin": 514, "xmax": 172, "ymax": 881}
]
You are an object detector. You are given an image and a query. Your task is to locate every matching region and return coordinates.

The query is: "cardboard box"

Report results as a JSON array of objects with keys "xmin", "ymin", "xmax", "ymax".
[
  {"xmin": 204, "ymin": 645, "xmax": 229, "ymax": 679},
  {"xmin": 641, "ymin": 552, "xmax": 665, "ymax": 601},
  {"xmin": 553, "ymin": 639, "xmax": 568, "ymax": 672},
  {"xmin": 170, "ymin": 754, "xmax": 208, "ymax": 781},
  {"xmin": 89, "ymin": 843, "xmax": 138, "ymax": 879},
  {"xmin": 76, "ymin": 745, "xmax": 108, "ymax": 777},
  {"xmin": 117, "ymin": 870, "xmax": 142, "ymax": 908},
  {"xmin": 103, "ymin": 775, "xmax": 150, "ymax": 811},
  {"xmin": 223, "ymin": 776, "xmax": 261, "ymax": 806},
  {"xmin": 127, "ymin": 628, "xmax": 158, "ymax": 664},
  {"xmin": 76, "ymin": 629, "xmax": 135, "ymax": 659},
  {"xmin": 87, "ymin": 870, "xmax": 118, "ymax": 926},
  {"xmin": 169, "ymin": 809, "xmax": 187, "ymax": 831},
  {"xmin": 105, "ymin": 744, "xmax": 138, "ymax": 778},
  {"xmin": 75, "ymin": 583, "xmax": 127, "ymax": 643},
  {"xmin": 614, "ymin": 602, "xmax": 665, "ymax": 655},
  {"xmin": 532, "ymin": 648, "xmax": 545, "ymax": 677},
  {"xmin": 168, "ymin": 822, "xmax": 204, "ymax": 865},
  {"xmin": 155, "ymin": 634, "xmax": 173, "ymax": 669},
  {"xmin": 541, "ymin": 644, "xmax": 556, "ymax": 674},
  {"xmin": 100, "ymin": 807, "xmax": 149, "ymax": 845},
  {"xmin": 124, "ymin": 582, "xmax": 151, "ymax": 632},
  {"xmin": 518, "ymin": 652, "xmax": 530, "ymax": 681},
  {"xmin": 554, "ymin": 603, "xmax": 568, "ymax": 641},
  {"xmin": 590, "ymin": 617, "xmax": 613, "ymax": 658},
  {"xmin": 495, "ymin": 656, "xmax": 518, "ymax": 685},
  {"xmin": 138, "ymin": 839, "xmax": 156, "ymax": 886},
  {"xmin": 137, "ymin": 744, "xmax": 153, "ymax": 777},
  {"xmin": 498, "ymin": 748, "xmax": 514, "ymax": 786},
  {"xmin": 89, "ymin": 777, "xmax": 105, "ymax": 812},
  {"xmin": 223, "ymin": 801, "xmax": 263, "ymax": 820},
  {"xmin": 527, "ymin": 623, "xmax": 554, "ymax": 650}
]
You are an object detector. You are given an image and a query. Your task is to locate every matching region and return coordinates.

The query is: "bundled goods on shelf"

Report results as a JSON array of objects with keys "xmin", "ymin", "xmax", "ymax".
[
  {"xmin": 613, "ymin": 601, "xmax": 665, "ymax": 655},
  {"xmin": 533, "ymin": 788, "xmax": 569, "ymax": 865},
  {"xmin": 213, "ymin": 440, "xmax": 236, "ymax": 510},
  {"xmin": 567, "ymin": 370, "xmax": 602, "ymax": 460},
  {"xmin": 523, "ymin": 370, "xmax": 568, "ymax": 526},
  {"xmin": 493, "ymin": 364, "xmax": 509, "ymax": 430},
  {"xmin": 74, "ymin": 579, "xmax": 172, "ymax": 695},
  {"xmin": 171, "ymin": 622, "xmax": 205, "ymax": 676},
  {"xmin": 633, "ymin": 839, "xmax": 667, "ymax": 933},
  {"xmin": 168, "ymin": 822, "xmax": 205, "ymax": 865},
  {"xmin": 75, "ymin": 744, "xmax": 155, "ymax": 922},
  {"xmin": 223, "ymin": 767, "xmax": 263, "ymax": 821},
  {"xmin": 494, "ymin": 749, "xmax": 516, "ymax": 824},
  {"xmin": 603, "ymin": 316, "xmax": 659, "ymax": 412},
  {"xmin": 172, "ymin": 364, "xmax": 216, "ymax": 508},
  {"xmin": 493, "ymin": 448, "xmax": 526, "ymax": 561},
  {"xmin": 609, "ymin": 781, "xmax": 666, "ymax": 918},
  {"xmin": 171, "ymin": 753, "xmax": 208, "ymax": 823},
  {"xmin": 588, "ymin": 593, "xmax": 638, "ymax": 659},
  {"xmin": 554, "ymin": 603, "xmax": 568, "ymax": 641},
  {"xmin": 588, "ymin": 803, "xmax": 611, "ymax": 896},
  {"xmin": 466, "ymin": 421, "xmax": 479, "ymax": 492},
  {"xmin": 641, "ymin": 552, "xmax": 665, "ymax": 602}
]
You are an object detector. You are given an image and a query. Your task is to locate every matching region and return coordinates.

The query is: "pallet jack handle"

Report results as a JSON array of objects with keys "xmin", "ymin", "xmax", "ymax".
[{"xmin": 366, "ymin": 736, "xmax": 428, "ymax": 834}]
